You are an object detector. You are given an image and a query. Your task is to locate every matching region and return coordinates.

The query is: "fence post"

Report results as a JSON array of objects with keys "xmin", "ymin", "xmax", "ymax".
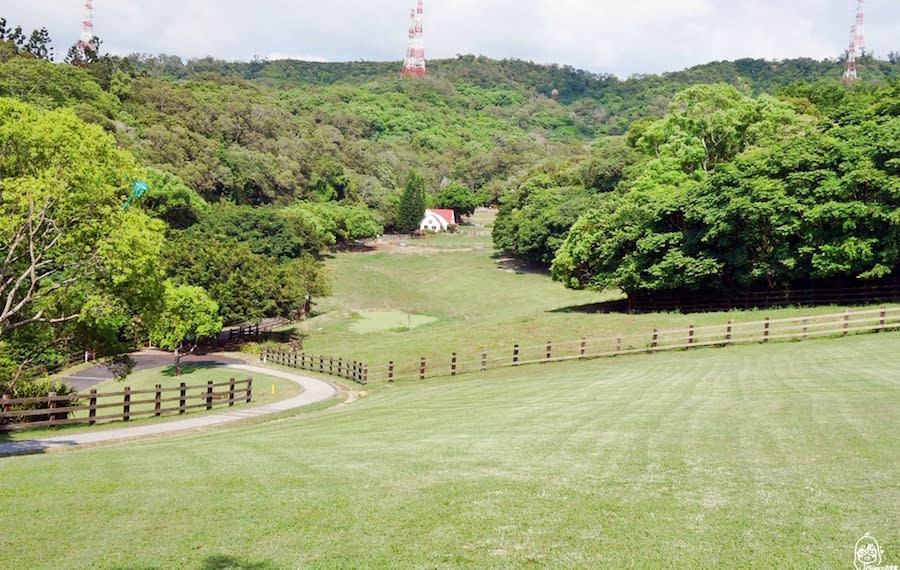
[
  {"xmin": 688, "ymin": 325, "xmax": 695, "ymax": 349},
  {"xmin": 513, "ymin": 345, "xmax": 519, "ymax": 366},
  {"xmin": 880, "ymin": 306, "xmax": 887, "ymax": 333},
  {"xmin": 481, "ymin": 348, "xmax": 487, "ymax": 372},
  {"xmin": 246, "ymin": 377, "xmax": 253, "ymax": 403},
  {"xmin": 319, "ymin": 356, "xmax": 324, "ymax": 374},
  {"xmin": 363, "ymin": 365, "xmax": 368, "ymax": 385},
  {"xmin": 616, "ymin": 334, "xmax": 623, "ymax": 354},
  {"xmin": 88, "ymin": 390, "xmax": 97, "ymax": 426},
  {"xmin": 123, "ymin": 387, "xmax": 131, "ymax": 422},
  {"xmin": 155, "ymin": 385, "xmax": 162, "ymax": 417},
  {"xmin": 206, "ymin": 381, "xmax": 214, "ymax": 410},
  {"xmin": 843, "ymin": 310, "xmax": 850, "ymax": 337},
  {"xmin": 763, "ymin": 318, "xmax": 771, "ymax": 343},
  {"xmin": 651, "ymin": 329, "xmax": 659, "ymax": 352},
  {"xmin": 338, "ymin": 358, "xmax": 343, "ymax": 376},
  {"xmin": 389, "ymin": 361, "xmax": 395, "ymax": 382},
  {"xmin": 451, "ymin": 353, "xmax": 457, "ymax": 376},
  {"xmin": 420, "ymin": 357, "xmax": 426, "ymax": 380},
  {"xmin": 301, "ymin": 353, "xmax": 306, "ymax": 370},
  {"xmin": 726, "ymin": 321, "xmax": 733, "ymax": 345},
  {"xmin": 580, "ymin": 337, "xmax": 586, "ymax": 359},
  {"xmin": 48, "ymin": 392, "xmax": 57, "ymax": 428},
  {"xmin": 545, "ymin": 341, "xmax": 552, "ymax": 362},
  {"xmin": 329, "ymin": 357, "xmax": 334, "ymax": 375},
  {"xmin": 803, "ymin": 317, "xmax": 809, "ymax": 341},
  {"xmin": 229, "ymin": 378, "xmax": 236, "ymax": 407},
  {"xmin": 2, "ymin": 392, "xmax": 10, "ymax": 426},
  {"xmin": 179, "ymin": 383, "xmax": 186, "ymax": 414}
]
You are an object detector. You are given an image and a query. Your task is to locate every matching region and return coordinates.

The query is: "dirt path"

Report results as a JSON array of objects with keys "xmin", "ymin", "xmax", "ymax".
[{"xmin": 0, "ymin": 364, "xmax": 337, "ymax": 457}]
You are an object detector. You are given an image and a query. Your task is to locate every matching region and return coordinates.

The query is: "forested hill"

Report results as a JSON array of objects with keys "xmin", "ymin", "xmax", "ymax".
[
  {"xmin": 4, "ymin": 47, "xmax": 895, "ymax": 219},
  {"xmin": 132, "ymin": 53, "xmax": 900, "ymax": 134}
]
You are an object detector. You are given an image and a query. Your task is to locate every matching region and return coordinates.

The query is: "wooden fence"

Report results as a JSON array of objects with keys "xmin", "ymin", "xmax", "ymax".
[
  {"xmin": 628, "ymin": 283, "xmax": 900, "ymax": 313},
  {"xmin": 306, "ymin": 306, "xmax": 900, "ymax": 384},
  {"xmin": 0, "ymin": 378, "xmax": 253, "ymax": 432},
  {"xmin": 260, "ymin": 348, "xmax": 368, "ymax": 385}
]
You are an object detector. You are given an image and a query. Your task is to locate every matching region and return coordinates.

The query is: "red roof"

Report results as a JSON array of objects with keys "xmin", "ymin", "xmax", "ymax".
[{"xmin": 428, "ymin": 209, "xmax": 456, "ymax": 225}]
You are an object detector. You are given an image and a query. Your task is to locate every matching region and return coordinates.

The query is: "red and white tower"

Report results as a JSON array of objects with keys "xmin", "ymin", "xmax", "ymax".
[
  {"xmin": 843, "ymin": 30, "xmax": 857, "ymax": 82},
  {"xmin": 854, "ymin": 0, "xmax": 866, "ymax": 58},
  {"xmin": 402, "ymin": 0, "xmax": 426, "ymax": 78},
  {"xmin": 843, "ymin": 0, "xmax": 865, "ymax": 83},
  {"xmin": 78, "ymin": 0, "xmax": 95, "ymax": 60}
]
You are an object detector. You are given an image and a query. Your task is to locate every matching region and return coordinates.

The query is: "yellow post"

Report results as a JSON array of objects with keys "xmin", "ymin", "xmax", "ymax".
[{"xmin": 271, "ymin": 384, "xmax": 276, "ymax": 396}]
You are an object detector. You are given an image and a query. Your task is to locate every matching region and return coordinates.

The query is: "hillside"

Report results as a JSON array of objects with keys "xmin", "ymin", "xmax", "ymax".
[{"xmin": 2, "ymin": 20, "xmax": 899, "ymax": 388}]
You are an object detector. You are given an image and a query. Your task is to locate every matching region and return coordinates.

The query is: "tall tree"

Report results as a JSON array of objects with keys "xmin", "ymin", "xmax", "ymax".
[
  {"xmin": 24, "ymin": 27, "xmax": 53, "ymax": 62},
  {"xmin": 396, "ymin": 170, "xmax": 426, "ymax": 233},
  {"xmin": 0, "ymin": 98, "xmax": 165, "ymax": 388}
]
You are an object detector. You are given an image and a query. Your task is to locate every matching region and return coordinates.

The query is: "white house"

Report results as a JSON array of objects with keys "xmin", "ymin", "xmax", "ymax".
[{"xmin": 419, "ymin": 209, "xmax": 456, "ymax": 232}]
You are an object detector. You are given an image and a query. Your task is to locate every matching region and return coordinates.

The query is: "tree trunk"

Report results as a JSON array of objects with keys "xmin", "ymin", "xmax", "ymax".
[{"xmin": 174, "ymin": 346, "xmax": 182, "ymax": 376}]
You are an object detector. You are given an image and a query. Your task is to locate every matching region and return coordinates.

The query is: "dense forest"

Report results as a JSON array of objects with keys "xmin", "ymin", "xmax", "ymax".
[{"xmin": 1, "ymin": 15, "xmax": 899, "ymax": 394}]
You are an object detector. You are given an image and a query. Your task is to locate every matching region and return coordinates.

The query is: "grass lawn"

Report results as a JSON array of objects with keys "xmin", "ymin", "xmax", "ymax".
[
  {"xmin": 3, "ymin": 333, "xmax": 900, "ymax": 568},
  {"xmin": 299, "ymin": 222, "xmax": 898, "ymax": 377},
  {"xmin": 2, "ymin": 364, "xmax": 304, "ymax": 441}
]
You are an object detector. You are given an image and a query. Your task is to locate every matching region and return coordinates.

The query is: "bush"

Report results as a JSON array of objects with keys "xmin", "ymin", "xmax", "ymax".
[{"xmin": 2, "ymin": 378, "xmax": 79, "ymax": 424}]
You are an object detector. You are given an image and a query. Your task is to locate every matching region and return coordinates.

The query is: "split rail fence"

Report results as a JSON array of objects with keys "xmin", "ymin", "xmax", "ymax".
[
  {"xmin": 260, "ymin": 348, "xmax": 369, "ymax": 385},
  {"xmin": 0, "ymin": 378, "xmax": 253, "ymax": 432},
  {"xmin": 262, "ymin": 306, "xmax": 900, "ymax": 385}
]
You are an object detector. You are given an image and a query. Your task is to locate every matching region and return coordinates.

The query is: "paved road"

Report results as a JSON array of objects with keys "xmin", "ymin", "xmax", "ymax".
[
  {"xmin": 64, "ymin": 349, "xmax": 247, "ymax": 392},
  {"xmin": 0, "ymin": 364, "xmax": 337, "ymax": 457}
]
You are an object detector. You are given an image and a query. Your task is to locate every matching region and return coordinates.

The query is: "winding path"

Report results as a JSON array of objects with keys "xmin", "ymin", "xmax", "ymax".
[{"xmin": 0, "ymin": 364, "xmax": 337, "ymax": 457}]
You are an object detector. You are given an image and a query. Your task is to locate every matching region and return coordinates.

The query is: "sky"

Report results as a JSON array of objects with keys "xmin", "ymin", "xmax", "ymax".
[{"xmin": 2, "ymin": 1, "xmax": 899, "ymax": 77}]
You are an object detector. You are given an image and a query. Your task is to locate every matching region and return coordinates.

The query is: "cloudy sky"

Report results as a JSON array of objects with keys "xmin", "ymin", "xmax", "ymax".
[{"xmin": 3, "ymin": 1, "xmax": 899, "ymax": 77}]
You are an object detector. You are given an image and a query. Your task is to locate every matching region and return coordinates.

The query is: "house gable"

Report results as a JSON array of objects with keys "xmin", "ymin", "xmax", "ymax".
[{"xmin": 419, "ymin": 209, "xmax": 456, "ymax": 232}]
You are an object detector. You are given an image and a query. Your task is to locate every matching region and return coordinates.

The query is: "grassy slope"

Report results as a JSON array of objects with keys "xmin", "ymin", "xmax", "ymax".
[
  {"xmin": 300, "ymin": 212, "xmax": 897, "ymax": 376},
  {"xmin": 3, "ymin": 333, "xmax": 899, "ymax": 568}
]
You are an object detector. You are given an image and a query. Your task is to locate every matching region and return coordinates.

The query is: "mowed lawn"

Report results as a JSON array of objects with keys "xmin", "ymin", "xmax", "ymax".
[{"xmin": 3, "ymin": 333, "xmax": 900, "ymax": 568}]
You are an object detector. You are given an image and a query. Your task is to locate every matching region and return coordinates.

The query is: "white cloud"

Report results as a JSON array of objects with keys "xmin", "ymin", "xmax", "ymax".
[{"xmin": 2, "ymin": 0, "xmax": 898, "ymax": 75}]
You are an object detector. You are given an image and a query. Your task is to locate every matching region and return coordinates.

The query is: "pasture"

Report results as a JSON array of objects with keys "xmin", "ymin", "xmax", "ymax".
[{"xmin": 3, "ymin": 333, "xmax": 899, "ymax": 568}]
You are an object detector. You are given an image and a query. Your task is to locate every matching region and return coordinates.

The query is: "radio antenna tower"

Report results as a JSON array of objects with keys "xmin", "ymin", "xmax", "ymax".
[
  {"xmin": 843, "ymin": 0, "xmax": 865, "ymax": 83},
  {"xmin": 401, "ymin": 0, "xmax": 426, "ymax": 78},
  {"xmin": 78, "ymin": 0, "xmax": 95, "ymax": 61}
]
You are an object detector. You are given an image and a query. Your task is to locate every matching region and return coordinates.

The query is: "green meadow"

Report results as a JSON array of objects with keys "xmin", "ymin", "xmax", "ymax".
[
  {"xmin": 5, "ymin": 214, "xmax": 900, "ymax": 568},
  {"xmin": 3, "ymin": 334, "xmax": 899, "ymax": 568}
]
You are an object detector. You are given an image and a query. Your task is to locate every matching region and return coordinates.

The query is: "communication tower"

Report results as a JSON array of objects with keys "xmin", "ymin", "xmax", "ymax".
[
  {"xmin": 78, "ymin": 0, "xmax": 95, "ymax": 61},
  {"xmin": 843, "ymin": 0, "xmax": 865, "ymax": 83},
  {"xmin": 402, "ymin": 0, "xmax": 426, "ymax": 78}
]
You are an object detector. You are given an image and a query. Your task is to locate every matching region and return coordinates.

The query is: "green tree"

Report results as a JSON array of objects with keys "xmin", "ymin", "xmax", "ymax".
[
  {"xmin": 436, "ymin": 182, "xmax": 478, "ymax": 223},
  {"xmin": 143, "ymin": 168, "xmax": 208, "ymax": 229},
  {"xmin": 24, "ymin": 27, "xmax": 53, "ymax": 62},
  {"xmin": 150, "ymin": 283, "xmax": 223, "ymax": 375},
  {"xmin": 396, "ymin": 170, "xmax": 426, "ymax": 232},
  {"xmin": 0, "ymin": 98, "xmax": 165, "ymax": 390}
]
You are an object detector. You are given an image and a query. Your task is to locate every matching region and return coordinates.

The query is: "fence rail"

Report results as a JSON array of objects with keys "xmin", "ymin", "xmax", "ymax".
[
  {"xmin": 0, "ymin": 378, "xmax": 253, "ymax": 432},
  {"xmin": 264, "ymin": 306, "xmax": 900, "ymax": 385},
  {"xmin": 260, "ymin": 348, "xmax": 368, "ymax": 385}
]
